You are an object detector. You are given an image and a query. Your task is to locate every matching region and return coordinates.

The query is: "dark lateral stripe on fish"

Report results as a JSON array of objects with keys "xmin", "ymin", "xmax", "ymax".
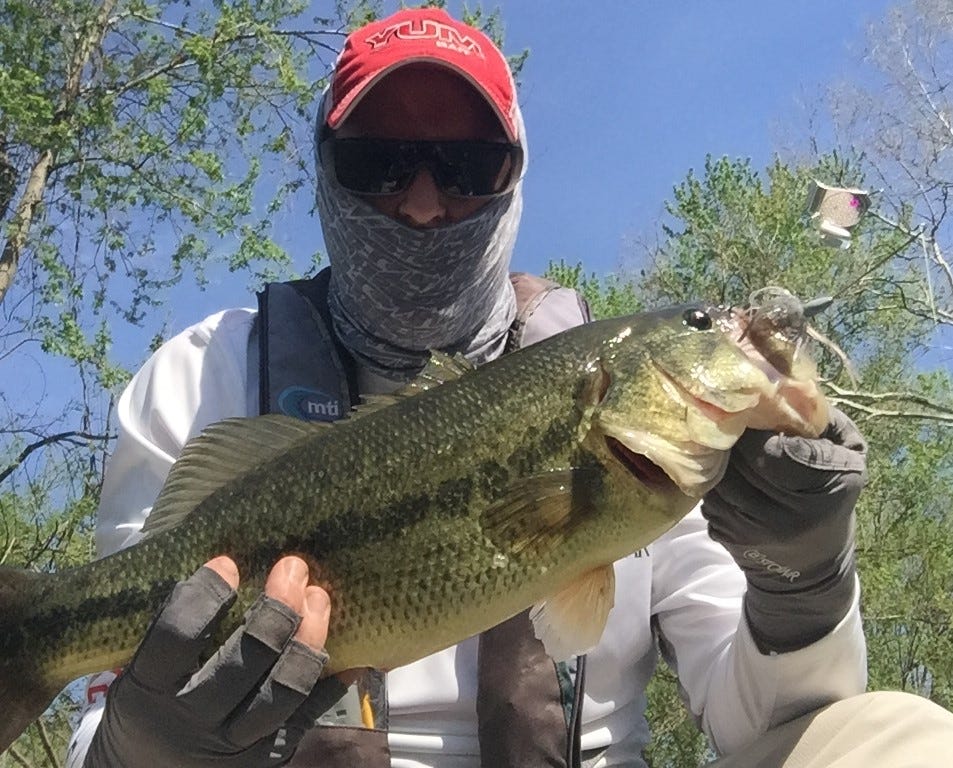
[
  {"xmin": 0, "ymin": 578, "xmax": 178, "ymax": 665},
  {"xmin": 249, "ymin": 418, "xmax": 579, "ymax": 554},
  {"xmin": 4, "ymin": 418, "xmax": 583, "ymax": 657}
]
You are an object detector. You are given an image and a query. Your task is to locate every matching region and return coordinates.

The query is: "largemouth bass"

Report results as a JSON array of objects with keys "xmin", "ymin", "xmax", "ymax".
[{"xmin": 0, "ymin": 293, "xmax": 828, "ymax": 753}]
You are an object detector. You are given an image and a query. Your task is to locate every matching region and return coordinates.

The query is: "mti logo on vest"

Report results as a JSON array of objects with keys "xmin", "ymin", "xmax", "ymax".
[{"xmin": 278, "ymin": 386, "xmax": 342, "ymax": 422}]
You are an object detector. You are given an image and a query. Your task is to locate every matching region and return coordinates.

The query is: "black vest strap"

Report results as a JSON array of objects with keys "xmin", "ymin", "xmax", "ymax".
[
  {"xmin": 256, "ymin": 269, "xmax": 358, "ymax": 420},
  {"xmin": 477, "ymin": 610, "xmax": 582, "ymax": 767},
  {"xmin": 292, "ymin": 725, "xmax": 389, "ymax": 766}
]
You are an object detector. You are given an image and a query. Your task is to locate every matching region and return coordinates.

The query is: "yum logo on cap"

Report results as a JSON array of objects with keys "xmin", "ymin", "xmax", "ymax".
[{"xmin": 365, "ymin": 18, "xmax": 486, "ymax": 58}]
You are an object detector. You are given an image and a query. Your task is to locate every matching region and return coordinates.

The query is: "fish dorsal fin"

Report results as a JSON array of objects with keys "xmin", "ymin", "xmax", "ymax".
[
  {"xmin": 406, "ymin": 350, "xmax": 474, "ymax": 391},
  {"xmin": 141, "ymin": 414, "xmax": 328, "ymax": 538},
  {"xmin": 386, "ymin": 350, "xmax": 474, "ymax": 399},
  {"xmin": 351, "ymin": 351, "xmax": 476, "ymax": 418},
  {"xmin": 349, "ymin": 394, "xmax": 404, "ymax": 417},
  {"xmin": 530, "ymin": 564, "xmax": 616, "ymax": 662},
  {"xmin": 479, "ymin": 469, "xmax": 599, "ymax": 556}
]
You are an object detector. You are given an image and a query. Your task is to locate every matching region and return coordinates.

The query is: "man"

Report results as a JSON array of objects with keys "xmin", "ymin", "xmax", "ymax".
[{"xmin": 67, "ymin": 7, "xmax": 953, "ymax": 768}]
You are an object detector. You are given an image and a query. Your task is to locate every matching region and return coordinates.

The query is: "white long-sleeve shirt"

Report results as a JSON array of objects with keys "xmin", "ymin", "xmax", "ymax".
[{"xmin": 67, "ymin": 305, "xmax": 867, "ymax": 768}]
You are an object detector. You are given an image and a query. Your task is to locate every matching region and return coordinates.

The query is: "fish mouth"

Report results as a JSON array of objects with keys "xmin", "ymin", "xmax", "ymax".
[
  {"xmin": 656, "ymin": 365, "xmax": 758, "ymax": 428},
  {"xmin": 596, "ymin": 360, "xmax": 747, "ymax": 496},
  {"xmin": 605, "ymin": 436, "xmax": 678, "ymax": 492},
  {"xmin": 591, "ymin": 290, "xmax": 829, "ymax": 497},
  {"xmin": 656, "ymin": 301, "xmax": 829, "ymax": 438},
  {"xmin": 600, "ymin": 423, "xmax": 728, "ymax": 498}
]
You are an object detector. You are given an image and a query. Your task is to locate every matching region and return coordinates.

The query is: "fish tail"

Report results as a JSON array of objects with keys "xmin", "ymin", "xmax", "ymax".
[{"xmin": 0, "ymin": 566, "xmax": 66, "ymax": 754}]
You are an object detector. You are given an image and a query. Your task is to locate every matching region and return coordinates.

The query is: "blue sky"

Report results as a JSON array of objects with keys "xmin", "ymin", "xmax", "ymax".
[
  {"xmin": 136, "ymin": 1, "xmax": 900, "ymax": 355},
  {"xmin": 230, "ymin": 1, "xmax": 897, "ymax": 308},
  {"xmin": 496, "ymin": 0, "xmax": 893, "ymax": 278}
]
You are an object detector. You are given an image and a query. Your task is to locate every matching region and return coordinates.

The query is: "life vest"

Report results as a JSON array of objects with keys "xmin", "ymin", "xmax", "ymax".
[{"xmin": 254, "ymin": 267, "xmax": 592, "ymax": 767}]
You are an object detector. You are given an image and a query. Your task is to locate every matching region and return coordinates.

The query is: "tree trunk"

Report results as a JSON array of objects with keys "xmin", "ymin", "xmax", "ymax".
[
  {"xmin": 0, "ymin": 149, "xmax": 51, "ymax": 304},
  {"xmin": 0, "ymin": 0, "xmax": 117, "ymax": 305}
]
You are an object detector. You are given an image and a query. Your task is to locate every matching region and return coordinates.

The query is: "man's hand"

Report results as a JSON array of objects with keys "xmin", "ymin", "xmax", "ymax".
[
  {"xmin": 702, "ymin": 408, "xmax": 868, "ymax": 653},
  {"xmin": 84, "ymin": 556, "xmax": 345, "ymax": 767}
]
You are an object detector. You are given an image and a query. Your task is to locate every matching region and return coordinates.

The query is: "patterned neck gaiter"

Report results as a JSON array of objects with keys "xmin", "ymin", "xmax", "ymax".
[{"xmin": 314, "ymin": 95, "xmax": 526, "ymax": 382}]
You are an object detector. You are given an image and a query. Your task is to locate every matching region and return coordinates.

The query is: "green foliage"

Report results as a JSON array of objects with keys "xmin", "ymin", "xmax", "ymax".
[
  {"xmin": 1, "ymin": 0, "xmax": 351, "ymax": 531},
  {"xmin": 1, "ymin": 0, "xmax": 335, "ymax": 360},
  {"xmin": 544, "ymin": 259, "xmax": 644, "ymax": 320},
  {"xmin": 1, "ymin": 447, "xmax": 99, "ymax": 572},
  {"xmin": 338, "ymin": 0, "xmax": 381, "ymax": 30},
  {"xmin": 643, "ymin": 663, "xmax": 711, "ymax": 767},
  {"xmin": 857, "ymin": 405, "xmax": 953, "ymax": 708},
  {"xmin": 458, "ymin": 3, "xmax": 528, "ymax": 82},
  {"xmin": 550, "ymin": 149, "xmax": 953, "ymax": 765}
]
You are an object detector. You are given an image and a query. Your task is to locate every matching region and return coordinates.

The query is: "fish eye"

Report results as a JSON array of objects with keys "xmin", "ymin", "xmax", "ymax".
[{"xmin": 682, "ymin": 308, "xmax": 712, "ymax": 330}]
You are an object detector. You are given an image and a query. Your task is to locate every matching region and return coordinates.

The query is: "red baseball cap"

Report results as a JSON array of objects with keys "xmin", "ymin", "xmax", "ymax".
[{"xmin": 325, "ymin": 7, "xmax": 518, "ymax": 142}]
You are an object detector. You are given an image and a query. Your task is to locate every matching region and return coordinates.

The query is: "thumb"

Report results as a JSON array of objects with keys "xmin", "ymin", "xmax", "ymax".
[{"xmin": 296, "ymin": 586, "xmax": 331, "ymax": 652}]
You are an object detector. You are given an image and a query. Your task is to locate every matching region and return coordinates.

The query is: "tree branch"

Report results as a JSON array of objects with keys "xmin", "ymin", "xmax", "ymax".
[
  {"xmin": 0, "ymin": 140, "xmax": 17, "ymax": 223},
  {"xmin": 0, "ymin": 430, "xmax": 112, "ymax": 484},
  {"xmin": 827, "ymin": 380, "xmax": 953, "ymax": 423}
]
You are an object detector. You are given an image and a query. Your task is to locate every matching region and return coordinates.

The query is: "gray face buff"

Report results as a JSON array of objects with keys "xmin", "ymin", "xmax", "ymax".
[{"xmin": 315, "ymin": 96, "xmax": 526, "ymax": 382}]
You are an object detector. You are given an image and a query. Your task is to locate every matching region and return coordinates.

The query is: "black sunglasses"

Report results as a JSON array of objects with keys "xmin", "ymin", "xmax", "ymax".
[{"xmin": 319, "ymin": 135, "xmax": 524, "ymax": 198}]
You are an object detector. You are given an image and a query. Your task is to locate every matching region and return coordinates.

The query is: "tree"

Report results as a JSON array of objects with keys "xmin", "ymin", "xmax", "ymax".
[
  {"xmin": 0, "ymin": 0, "xmax": 342, "ymax": 555},
  {"xmin": 0, "ymin": 1, "xmax": 351, "ymax": 763},
  {"xmin": 831, "ymin": 0, "xmax": 953, "ymax": 337},
  {"xmin": 822, "ymin": 0, "xmax": 953, "ymax": 707},
  {"xmin": 0, "ymin": 0, "xmax": 343, "ymax": 303},
  {"xmin": 549, "ymin": 151, "xmax": 953, "ymax": 766}
]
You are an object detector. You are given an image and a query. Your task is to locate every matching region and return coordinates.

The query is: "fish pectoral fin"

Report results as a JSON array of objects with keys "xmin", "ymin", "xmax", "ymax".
[
  {"xmin": 529, "ymin": 564, "xmax": 616, "ymax": 662},
  {"xmin": 480, "ymin": 469, "xmax": 601, "ymax": 556}
]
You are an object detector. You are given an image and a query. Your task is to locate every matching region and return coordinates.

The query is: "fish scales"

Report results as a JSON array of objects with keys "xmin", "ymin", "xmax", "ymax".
[
  {"xmin": 4, "ymin": 322, "xmax": 594, "ymax": 678},
  {"xmin": 230, "ymin": 326, "xmax": 613, "ymax": 671},
  {"xmin": 0, "ymin": 299, "xmax": 830, "ymax": 754}
]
